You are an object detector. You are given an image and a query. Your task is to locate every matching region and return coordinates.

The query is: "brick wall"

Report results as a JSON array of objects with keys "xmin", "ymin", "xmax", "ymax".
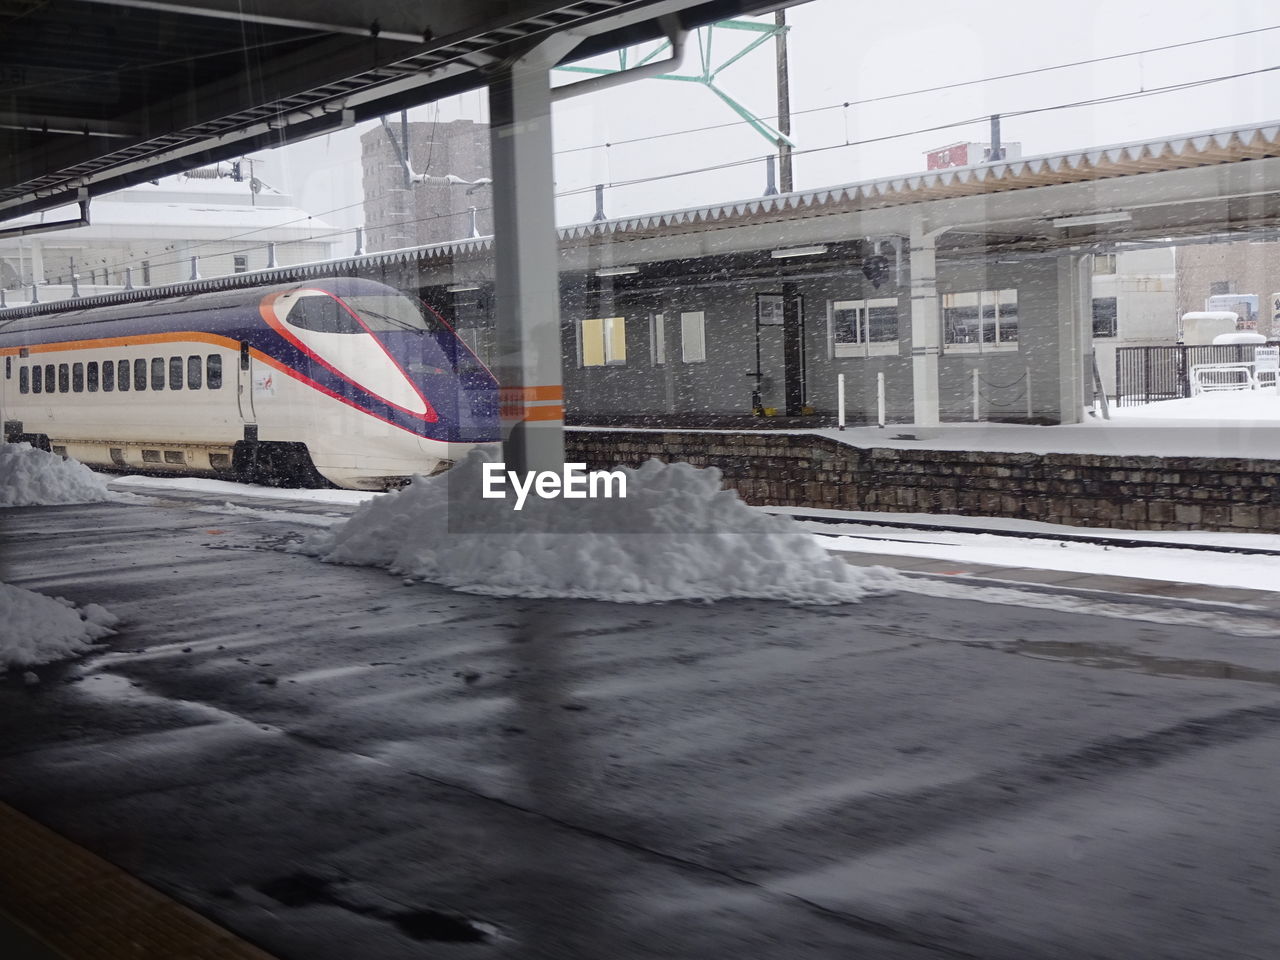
[{"xmin": 566, "ymin": 430, "xmax": 1280, "ymax": 533}]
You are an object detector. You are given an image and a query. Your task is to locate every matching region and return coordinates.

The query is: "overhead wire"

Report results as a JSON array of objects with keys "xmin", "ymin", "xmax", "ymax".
[
  {"xmin": 23, "ymin": 27, "xmax": 1280, "ymax": 285},
  {"xmin": 552, "ymin": 21, "xmax": 1280, "ymax": 156}
]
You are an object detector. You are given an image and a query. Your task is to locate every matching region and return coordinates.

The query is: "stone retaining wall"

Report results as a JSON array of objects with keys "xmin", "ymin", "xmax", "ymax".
[{"xmin": 566, "ymin": 430, "xmax": 1280, "ymax": 533}]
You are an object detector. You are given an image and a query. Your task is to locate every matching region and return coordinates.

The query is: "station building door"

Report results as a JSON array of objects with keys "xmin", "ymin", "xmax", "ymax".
[{"xmin": 753, "ymin": 286, "xmax": 805, "ymax": 415}]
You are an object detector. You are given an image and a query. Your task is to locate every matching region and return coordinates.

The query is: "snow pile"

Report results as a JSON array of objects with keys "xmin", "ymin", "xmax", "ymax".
[
  {"xmin": 0, "ymin": 442, "xmax": 113, "ymax": 506},
  {"xmin": 0, "ymin": 582, "xmax": 119, "ymax": 673},
  {"xmin": 302, "ymin": 454, "xmax": 901, "ymax": 604},
  {"xmin": 1111, "ymin": 390, "xmax": 1280, "ymax": 422}
]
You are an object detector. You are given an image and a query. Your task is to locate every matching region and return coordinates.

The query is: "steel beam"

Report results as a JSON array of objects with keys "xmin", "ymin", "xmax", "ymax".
[{"xmin": 489, "ymin": 36, "xmax": 577, "ymax": 475}]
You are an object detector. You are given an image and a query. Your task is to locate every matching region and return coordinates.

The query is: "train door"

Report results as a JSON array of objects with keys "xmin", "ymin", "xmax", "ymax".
[{"xmin": 236, "ymin": 342, "xmax": 257, "ymax": 425}]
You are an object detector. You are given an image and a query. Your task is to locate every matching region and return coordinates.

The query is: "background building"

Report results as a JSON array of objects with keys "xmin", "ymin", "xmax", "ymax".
[
  {"xmin": 360, "ymin": 119, "xmax": 493, "ymax": 252},
  {"xmin": 0, "ymin": 170, "xmax": 338, "ymax": 305},
  {"xmin": 1176, "ymin": 240, "xmax": 1280, "ymax": 336},
  {"xmin": 1090, "ymin": 246, "xmax": 1177, "ymax": 396}
]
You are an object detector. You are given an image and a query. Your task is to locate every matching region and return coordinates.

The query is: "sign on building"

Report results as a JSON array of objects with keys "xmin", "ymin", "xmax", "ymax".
[{"xmin": 1206, "ymin": 293, "xmax": 1259, "ymax": 329}]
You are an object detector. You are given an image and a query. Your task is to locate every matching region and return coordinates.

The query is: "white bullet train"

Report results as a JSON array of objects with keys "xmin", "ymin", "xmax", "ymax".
[{"xmin": 0, "ymin": 277, "xmax": 499, "ymax": 489}]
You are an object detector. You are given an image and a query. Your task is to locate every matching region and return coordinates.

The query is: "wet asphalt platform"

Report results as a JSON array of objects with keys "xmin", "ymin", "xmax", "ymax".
[{"xmin": 2, "ymin": 490, "xmax": 1279, "ymax": 959}]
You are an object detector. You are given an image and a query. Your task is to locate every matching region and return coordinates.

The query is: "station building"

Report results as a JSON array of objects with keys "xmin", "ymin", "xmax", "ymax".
[{"xmin": 374, "ymin": 120, "xmax": 1280, "ymax": 427}]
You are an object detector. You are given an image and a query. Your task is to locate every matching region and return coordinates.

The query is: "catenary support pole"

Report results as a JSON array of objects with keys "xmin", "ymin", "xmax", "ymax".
[
  {"xmin": 877, "ymin": 372, "xmax": 886, "ymax": 428},
  {"xmin": 774, "ymin": 10, "xmax": 793, "ymax": 192},
  {"xmin": 489, "ymin": 35, "xmax": 575, "ymax": 476}
]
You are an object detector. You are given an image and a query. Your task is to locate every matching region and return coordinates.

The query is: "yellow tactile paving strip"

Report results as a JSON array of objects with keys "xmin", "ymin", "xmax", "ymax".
[{"xmin": 0, "ymin": 801, "xmax": 278, "ymax": 960}]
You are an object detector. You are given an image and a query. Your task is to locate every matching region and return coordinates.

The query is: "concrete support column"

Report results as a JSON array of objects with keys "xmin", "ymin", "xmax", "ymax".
[
  {"xmin": 489, "ymin": 37, "xmax": 573, "ymax": 474},
  {"xmin": 29, "ymin": 239, "xmax": 44, "ymax": 285},
  {"xmin": 1055, "ymin": 253, "xmax": 1090, "ymax": 424},
  {"xmin": 909, "ymin": 220, "xmax": 944, "ymax": 427}
]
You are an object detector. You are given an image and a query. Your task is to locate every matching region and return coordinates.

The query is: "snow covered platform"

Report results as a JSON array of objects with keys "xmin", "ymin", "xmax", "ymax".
[{"xmin": 3, "ymin": 488, "xmax": 1280, "ymax": 959}]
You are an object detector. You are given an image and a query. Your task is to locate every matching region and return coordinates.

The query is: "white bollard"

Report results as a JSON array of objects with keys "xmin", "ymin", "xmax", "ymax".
[
  {"xmin": 837, "ymin": 373, "xmax": 846, "ymax": 431},
  {"xmin": 877, "ymin": 372, "xmax": 886, "ymax": 428},
  {"xmin": 972, "ymin": 368, "xmax": 981, "ymax": 421}
]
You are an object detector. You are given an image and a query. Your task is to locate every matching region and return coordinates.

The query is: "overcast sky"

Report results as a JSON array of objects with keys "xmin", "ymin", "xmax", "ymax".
[{"xmin": 259, "ymin": 0, "xmax": 1280, "ymax": 240}]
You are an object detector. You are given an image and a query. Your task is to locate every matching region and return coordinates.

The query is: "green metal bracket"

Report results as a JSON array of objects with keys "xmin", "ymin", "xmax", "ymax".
[{"xmin": 555, "ymin": 18, "xmax": 794, "ymax": 148}]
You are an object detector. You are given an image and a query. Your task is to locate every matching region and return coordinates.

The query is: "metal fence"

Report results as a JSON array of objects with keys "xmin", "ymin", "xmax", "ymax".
[{"xmin": 1114, "ymin": 343, "xmax": 1265, "ymax": 406}]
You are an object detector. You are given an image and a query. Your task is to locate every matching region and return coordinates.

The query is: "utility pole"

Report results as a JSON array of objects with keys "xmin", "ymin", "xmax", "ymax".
[{"xmin": 775, "ymin": 10, "xmax": 793, "ymax": 192}]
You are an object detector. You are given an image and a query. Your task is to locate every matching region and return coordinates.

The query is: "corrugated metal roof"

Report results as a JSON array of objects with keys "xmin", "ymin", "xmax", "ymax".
[{"xmin": 556, "ymin": 119, "xmax": 1280, "ymax": 242}]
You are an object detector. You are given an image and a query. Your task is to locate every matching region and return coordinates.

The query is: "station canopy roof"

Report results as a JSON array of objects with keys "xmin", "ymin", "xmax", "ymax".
[{"xmin": 0, "ymin": 0, "xmax": 783, "ymax": 227}]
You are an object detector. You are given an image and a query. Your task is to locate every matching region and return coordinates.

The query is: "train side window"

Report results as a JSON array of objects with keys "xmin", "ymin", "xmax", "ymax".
[
  {"xmin": 102, "ymin": 360, "xmax": 114, "ymax": 392},
  {"xmin": 134, "ymin": 358, "xmax": 148, "ymax": 391},
  {"xmin": 169, "ymin": 356, "xmax": 183, "ymax": 390},
  {"xmin": 32, "ymin": 366, "xmax": 42, "ymax": 394},
  {"xmin": 207, "ymin": 355, "xmax": 222, "ymax": 389},
  {"xmin": 19, "ymin": 366, "xmax": 29, "ymax": 393},
  {"xmin": 187, "ymin": 355, "xmax": 202, "ymax": 389},
  {"xmin": 151, "ymin": 357, "xmax": 165, "ymax": 390},
  {"xmin": 87, "ymin": 362, "xmax": 99, "ymax": 392},
  {"xmin": 45, "ymin": 364, "xmax": 55, "ymax": 393},
  {"xmin": 58, "ymin": 363, "xmax": 70, "ymax": 393},
  {"xmin": 118, "ymin": 360, "xmax": 130, "ymax": 391},
  {"xmin": 72, "ymin": 362, "xmax": 84, "ymax": 392},
  {"xmin": 4, "ymin": 356, "xmax": 9, "ymax": 378}
]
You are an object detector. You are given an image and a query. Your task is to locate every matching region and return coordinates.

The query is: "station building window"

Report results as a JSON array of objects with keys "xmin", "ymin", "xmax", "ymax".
[
  {"xmin": 1092, "ymin": 297, "xmax": 1118, "ymax": 338},
  {"xmin": 828, "ymin": 298, "xmax": 899, "ymax": 357},
  {"xmin": 579, "ymin": 316, "xmax": 626, "ymax": 367},
  {"xmin": 234, "ymin": 255, "xmax": 248, "ymax": 273},
  {"xmin": 680, "ymin": 311, "xmax": 706, "ymax": 363},
  {"xmin": 650, "ymin": 313, "xmax": 666, "ymax": 365},
  {"xmin": 943, "ymin": 289, "xmax": 1018, "ymax": 349},
  {"xmin": 207, "ymin": 354, "xmax": 222, "ymax": 389},
  {"xmin": 1093, "ymin": 253, "xmax": 1117, "ymax": 275}
]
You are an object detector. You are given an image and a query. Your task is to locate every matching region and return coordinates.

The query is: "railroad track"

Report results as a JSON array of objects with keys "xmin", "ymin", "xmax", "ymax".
[{"xmin": 766, "ymin": 510, "xmax": 1280, "ymax": 558}]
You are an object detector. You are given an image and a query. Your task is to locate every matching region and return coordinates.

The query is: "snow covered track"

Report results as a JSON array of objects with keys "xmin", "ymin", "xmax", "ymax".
[
  {"xmin": 779, "ymin": 509, "xmax": 1280, "ymax": 557},
  {"xmin": 3, "ymin": 494, "xmax": 1280, "ymax": 960}
]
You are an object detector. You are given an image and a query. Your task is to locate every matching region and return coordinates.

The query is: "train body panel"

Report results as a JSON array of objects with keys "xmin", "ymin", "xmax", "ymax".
[{"xmin": 0, "ymin": 278, "xmax": 499, "ymax": 488}]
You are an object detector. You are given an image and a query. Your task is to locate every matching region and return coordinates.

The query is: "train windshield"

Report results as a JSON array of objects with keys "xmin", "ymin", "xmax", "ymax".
[
  {"xmin": 286, "ymin": 294, "xmax": 448, "ymax": 336},
  {"xmin": 343, "ymin": 295, "xmax": 449, "ymax": 336}
]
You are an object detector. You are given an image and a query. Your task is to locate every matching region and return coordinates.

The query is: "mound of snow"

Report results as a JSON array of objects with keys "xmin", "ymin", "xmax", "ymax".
[
  {"xmin": 302, "ymin": 454, "xmax": 901, "ymax": 604},
  {"xmin": 0, "ymin": 442, "xmax": 113, "ymax": 506},
  {"xmin": 1110, "ymin": 389, "xmax": 1280, "ymax": 421},
  {"xmin": 0, "ymin": 582, "xmax": 119, "ymax": 672}
]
